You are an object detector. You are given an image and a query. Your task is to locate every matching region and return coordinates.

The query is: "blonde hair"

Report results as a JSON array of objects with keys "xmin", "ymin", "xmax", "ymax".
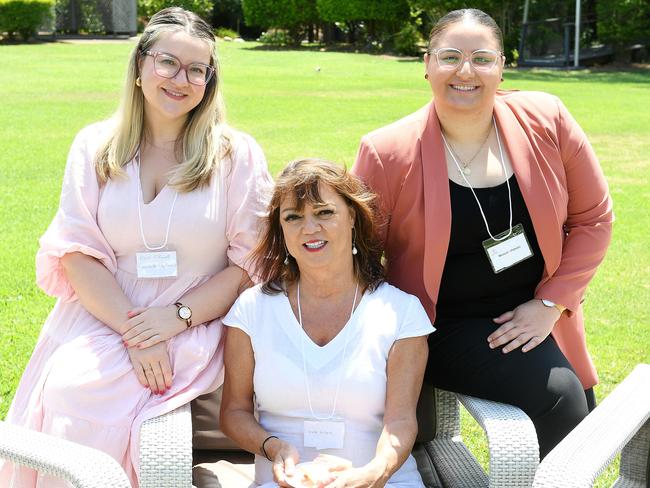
[{"xmin": 95, "ymin": 7, "xmax": 231, "ymax": 192}]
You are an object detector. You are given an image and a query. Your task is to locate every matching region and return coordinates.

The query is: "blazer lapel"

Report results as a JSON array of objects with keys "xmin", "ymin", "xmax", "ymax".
[
  {"xmin": 493, "ymin": 98, "xmax": 562, "ymax": 276},
  {"xmin": 420, "ymin": 103, "xmax": 452, "ymax": 305}
]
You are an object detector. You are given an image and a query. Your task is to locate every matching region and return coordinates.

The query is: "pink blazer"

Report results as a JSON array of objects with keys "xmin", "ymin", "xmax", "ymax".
[{"xmin": 352, "ymin": 90, "xmax": 613, "ymax": 388}]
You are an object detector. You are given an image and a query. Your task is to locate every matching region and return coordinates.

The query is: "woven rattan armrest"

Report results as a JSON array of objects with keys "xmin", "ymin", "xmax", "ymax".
[
  {"xmin": 0, "ymin": 420, "xmax": 131, "ymax": 488},
  {"xmin": 424, "ymin": 389, "xmax": 539, "ymax": 488},
  {"xmin": 532, "ymin": 363, "xmax": 650, "ymax": 488},
  {"xmin": 140, "ymin": 402, "xmax": 193, "ymax": 488}
]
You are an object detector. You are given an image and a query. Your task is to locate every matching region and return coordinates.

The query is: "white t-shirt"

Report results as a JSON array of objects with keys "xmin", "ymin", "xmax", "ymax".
[{"xmin": 223, "ymin": 282, "xmax": 435, "ymax": 487}]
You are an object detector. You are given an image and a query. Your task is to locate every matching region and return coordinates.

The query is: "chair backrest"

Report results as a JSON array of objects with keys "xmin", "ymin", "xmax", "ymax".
[
  {"xmin": 192, "ymin": 387, "xmax": 240, "ymax": 451},
  {"xmin": 416, "ymin": 382, "xmax": 437, "ymax": 442}
]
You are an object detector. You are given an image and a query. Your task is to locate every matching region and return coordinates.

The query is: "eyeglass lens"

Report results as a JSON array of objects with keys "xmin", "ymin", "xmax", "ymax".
[
  {"xmin": 153, "ymin": 53, "xmax": 212, "ymax": 85},
  {"xmin": 436, "ymin": 49, "xmax": 499, "ymax": 70}
]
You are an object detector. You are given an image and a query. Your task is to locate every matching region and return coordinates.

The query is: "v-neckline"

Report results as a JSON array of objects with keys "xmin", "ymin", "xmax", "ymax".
[
  {"xmin": 283, "ymin": 289, "xmax": 366, "ymax": 351},
  {"xmin": 135, "ymin": 159, "xmax": 171, "ymax": 206}
]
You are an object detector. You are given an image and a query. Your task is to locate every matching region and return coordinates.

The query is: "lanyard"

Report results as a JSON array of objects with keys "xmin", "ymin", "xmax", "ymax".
[
  {"xmin": 297, "ymin": 281, "xmax": 359, "ymax": 421},
  {"xmin": 441, "ymin": 118, "xmax": 513, "ymax": 242},
  {"xmin": 135, "ymin": 152, "xmax": 178, "ymax": 251}
]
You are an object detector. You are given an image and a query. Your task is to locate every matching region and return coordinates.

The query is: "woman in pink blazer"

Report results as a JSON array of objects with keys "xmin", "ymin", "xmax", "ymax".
[{"xmin": 353, "ymin": 9, "xmax": 613, "ymax": 458}]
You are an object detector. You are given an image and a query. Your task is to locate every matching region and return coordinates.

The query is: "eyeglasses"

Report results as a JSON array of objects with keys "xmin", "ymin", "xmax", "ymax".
[
  {"xmin": 429, "ymin": 48, "xmax": 503, "ymax": 71},
  {"xmin": 142, "ymin": 50, "xmax": 215, "ymax": 86}
]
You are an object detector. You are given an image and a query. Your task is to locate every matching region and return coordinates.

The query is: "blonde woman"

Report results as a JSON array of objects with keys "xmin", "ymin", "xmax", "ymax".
[{"xmin": 0, "ymin": 7, "xmax": 272, "ymax": 487}]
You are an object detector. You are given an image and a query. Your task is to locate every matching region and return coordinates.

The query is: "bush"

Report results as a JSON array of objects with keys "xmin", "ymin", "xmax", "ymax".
[
  {"xmin": 137, "ymin": 0, "xmax": 213, "ymax": 22},
  {"xmin": 257, "ymin": 28, "xmax": 291, "ymax": 46},
  {"xmin": 393, "ymin": 22, "xmax": 423, "ymax": 56},
  {"xmin": 0, "ymin": 0, "xmax": 54, "ymax": 40},
  {"xmin": 215, "ymin": 26, "xmax": 238, "ymax": 39}
]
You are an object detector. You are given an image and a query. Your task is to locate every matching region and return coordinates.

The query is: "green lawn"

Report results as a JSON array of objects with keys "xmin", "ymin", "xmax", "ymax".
[{"xmin": 1, "ymin": 40, "xmax": 649, "ymax": 486}]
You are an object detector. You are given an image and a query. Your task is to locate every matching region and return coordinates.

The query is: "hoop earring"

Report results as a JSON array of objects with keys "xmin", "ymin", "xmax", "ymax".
[
  {"xmin": 424, "ymin": 73, "xmax": 429, "ymax": 80},
  {"xmin": 352, "ymin": 228, "xmax": 358, "ymax": 256},
  {"xmin": 135, "ymin": 77, "xmax": 141, "ymax": 87}
]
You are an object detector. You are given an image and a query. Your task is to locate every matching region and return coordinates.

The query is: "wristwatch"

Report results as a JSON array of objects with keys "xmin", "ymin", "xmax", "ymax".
[
  {"xmin": 174, "ymin": 302, "xmax": 193, "ymax": 328},
  {"xmin": 541, "ymin": 299, "xmax": 565, "ymax": 314}
]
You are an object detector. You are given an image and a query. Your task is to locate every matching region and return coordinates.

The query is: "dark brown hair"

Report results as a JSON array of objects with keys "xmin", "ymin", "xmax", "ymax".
[
  {"xmin": 427, "ymin": 8, "xmax": 504, "ymax": 53},
  {"xmin": 250, "ymin": 158, "xmax": 385, "ymax": 294}
]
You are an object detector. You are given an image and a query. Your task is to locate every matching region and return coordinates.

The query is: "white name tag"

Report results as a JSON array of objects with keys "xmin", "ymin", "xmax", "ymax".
[
  {"xmin": 136, "ymin": 251, "xmax": 178, "ymax": 278},
  {"xmin": 483, "ymin": 223, "xmax": 533, "ymax": 273},
  {"xmin": 303, "ymin": 420, "xmax": 345, "ymax": 450}
]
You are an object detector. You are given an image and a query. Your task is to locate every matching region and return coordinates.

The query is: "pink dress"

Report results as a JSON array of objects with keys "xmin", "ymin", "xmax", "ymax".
[{"xmin": 0, "ymin": 122, "xmax": 273, "ymax": 487}]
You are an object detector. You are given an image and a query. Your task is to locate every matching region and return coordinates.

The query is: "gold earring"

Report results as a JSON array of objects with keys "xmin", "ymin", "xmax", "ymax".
[
  {"xmin": 424, "ymin": 73, "xmax": 429, "ymax": 80},
  {"xmin": 135, "ymin": 77, "xmax": 141, "ymax": 87}
]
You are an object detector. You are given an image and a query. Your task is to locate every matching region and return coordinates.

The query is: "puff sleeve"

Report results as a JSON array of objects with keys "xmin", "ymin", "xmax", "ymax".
[
  {"xmin": 224, "ymin": 133, "xmax": 274, "ymax": 279},
  {"xmin": 36, "ymin": 125, "xmax": 117, "ymax": 302}
]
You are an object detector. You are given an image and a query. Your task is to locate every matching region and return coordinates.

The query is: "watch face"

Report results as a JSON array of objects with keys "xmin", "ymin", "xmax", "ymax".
[{"xmin": 178, "ymin": 306, "xmax": 191, "ymax": 320}]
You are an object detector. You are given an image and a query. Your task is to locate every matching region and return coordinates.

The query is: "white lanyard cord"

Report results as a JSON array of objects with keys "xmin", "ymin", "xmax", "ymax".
[
  {"xmin": 297, "ymin": 281, "xmax": 359, "ymax": 421},
  {"xmin": 136, "ymin": 152, "xmax": 178, "ymax": 251},
  {"xmin": 441, "ymin": 117, "xmax": 514, "ymax": 242}
]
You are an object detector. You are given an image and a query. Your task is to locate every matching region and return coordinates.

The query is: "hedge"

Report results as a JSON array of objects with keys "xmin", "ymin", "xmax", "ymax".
[{"xmin": 0, "ymin": 0, "xmax": 54, "ymax": 40}]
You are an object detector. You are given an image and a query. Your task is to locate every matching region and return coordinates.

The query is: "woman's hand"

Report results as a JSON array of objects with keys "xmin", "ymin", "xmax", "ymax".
[
  {"xmin": 489, "ymin": 299, "xmax": 562, "ymax": 353},
  {"xmin": 127, "ymin": 341, "xmax": 173, "ymax": 394},
  {"xmin": 122, "ymin": 306, "xmax": 186, "ymax": 348},
  {"xmin": 267, "ymin": 439, "xmax": 301, "ymax": 487},
  {"xmin": 322, "ymin": 458, "xmax": 386, "ymax": 488}
]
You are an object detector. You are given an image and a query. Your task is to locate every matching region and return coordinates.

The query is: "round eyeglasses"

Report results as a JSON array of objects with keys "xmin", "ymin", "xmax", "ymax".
[
  {"xmin": 142, "ymin": 50, "xmax": 215, "ymax": 86},
  {"xmin": 430, "ymin": 48, "xmax": 503, "ymax": 71}
]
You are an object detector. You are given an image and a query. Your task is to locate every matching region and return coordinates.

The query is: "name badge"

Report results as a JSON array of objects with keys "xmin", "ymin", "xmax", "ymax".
[
  {"xmin": 136, "ymin": 251, "xmax": 178, "ymax": 278},
  {"xmin": 303, "ymin": 420, "xmax": 345, "ymax": 450},
  {"xmin": 483, "ymin": 223, "xmax": 533, "ymax": 273}
]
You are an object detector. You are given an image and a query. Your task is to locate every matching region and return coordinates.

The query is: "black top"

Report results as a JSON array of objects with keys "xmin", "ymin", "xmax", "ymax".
[{"xmin": 435, "ymin": 175, "xmax": 545, "ymax": 321}]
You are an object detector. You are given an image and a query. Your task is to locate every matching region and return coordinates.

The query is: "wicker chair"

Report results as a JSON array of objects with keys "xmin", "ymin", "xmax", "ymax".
[
  {"xmin": 0, "ymin": 403, "xmax": 193, "ymax": 488},
  {"xmin": 191, "ymin": 383, "xmax": 540, "ymax": 488},
  {"xmin": 0, "ymin": 420, "xmax": 131, "ymax": 488},
  {"xmin": 532, "ymin": 363, "xmax": 650, "ymax": 488}
]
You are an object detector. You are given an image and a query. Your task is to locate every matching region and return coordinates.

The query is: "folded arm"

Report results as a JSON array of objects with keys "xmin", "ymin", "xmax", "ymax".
[{"xmin": 122, "ymin": 266, "xmax": 251, "ymax": 347}]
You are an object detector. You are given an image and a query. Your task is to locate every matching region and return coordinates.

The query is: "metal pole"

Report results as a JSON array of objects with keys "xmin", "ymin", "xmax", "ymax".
[
  {"xmin": 523, "ymin": 0, "xmax": 530, "ymax": 24},
  {"xmin": 574, "ymin": 0, "xmax": 581, "ymax": 67}
]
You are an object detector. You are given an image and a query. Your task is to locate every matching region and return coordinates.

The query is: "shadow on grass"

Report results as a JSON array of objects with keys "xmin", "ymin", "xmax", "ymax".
[
  {"xmin": 505, "ymin": 66, "xmax": 650, "ymax": 84},
  {"xmin": 241, "ymin": 42, "xmax": 423, "ymax": 61}
]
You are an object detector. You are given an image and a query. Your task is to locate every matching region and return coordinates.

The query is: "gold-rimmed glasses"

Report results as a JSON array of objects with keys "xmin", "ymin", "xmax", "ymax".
[
  {"xmin": 429, "ymin": 48, "xmax": 503, "ymax": 71},
  {"xmin": 142, "ymin": 50, "xmax": 215, "ymax": 86}
]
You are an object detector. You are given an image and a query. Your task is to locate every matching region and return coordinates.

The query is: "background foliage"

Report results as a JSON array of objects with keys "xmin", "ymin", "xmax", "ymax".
[{"xmin": 0, "ymin": 0, "xmax": 53, "ymax": 40}]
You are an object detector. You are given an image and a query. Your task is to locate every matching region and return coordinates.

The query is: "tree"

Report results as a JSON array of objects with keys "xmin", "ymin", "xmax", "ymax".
[
  {"xmin": 316, "ymin": 0, "xmax": 409, "ymax": 43},
  {"xmin": 241, "ymin": 0, "xmax": 318, "ymax": 43},
  {"xmin": 597, "ymin": 0, "xmax": 650, "ymax": 49}
]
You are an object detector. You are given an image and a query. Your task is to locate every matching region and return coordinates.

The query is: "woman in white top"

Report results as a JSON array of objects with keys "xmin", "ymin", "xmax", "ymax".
[{"xmin": 220, "ymin": 159, "xmax": 435, "ymax": 487}]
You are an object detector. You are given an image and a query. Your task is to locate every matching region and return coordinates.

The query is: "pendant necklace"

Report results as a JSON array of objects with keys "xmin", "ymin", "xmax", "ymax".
[{"xmin": 442, "ymin": 122, "xmax": 493, "ymax": 176}]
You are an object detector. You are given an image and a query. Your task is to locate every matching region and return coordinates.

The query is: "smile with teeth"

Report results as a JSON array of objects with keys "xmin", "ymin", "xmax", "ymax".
[
  {"xmin": 163, "ymin": 87, "xmax": 187, "ymax": 97},
  {"xmin": 303, "ymin": 240, "xmax": 327, "ymax": 250},
  {"xmin": 451, "ymin": 84, "xmax": 479, "ymax": 92}
]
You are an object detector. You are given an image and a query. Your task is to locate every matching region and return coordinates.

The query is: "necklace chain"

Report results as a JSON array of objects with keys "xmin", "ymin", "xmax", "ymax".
[{"xmin": 443, "ymin": 124, "xmax": 492, "ymax": 176}]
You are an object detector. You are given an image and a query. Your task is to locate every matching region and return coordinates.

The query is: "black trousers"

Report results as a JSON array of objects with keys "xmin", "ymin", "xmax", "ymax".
[{"xmin": 425, "ymin": 317, "xmax": 592, "ymax": 458}]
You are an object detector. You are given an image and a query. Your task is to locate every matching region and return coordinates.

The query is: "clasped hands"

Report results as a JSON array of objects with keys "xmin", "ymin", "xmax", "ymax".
[
  {"xmin": 488, "ymin": 298, "xmax": 563, "ymax": 354},
  {"xmin": 272, "ymin": 441, "xmax": 386, "ymax": 488},
  {"xmin": 122, "ymin": 305, "xmax": 185, "ymax": 395}
]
